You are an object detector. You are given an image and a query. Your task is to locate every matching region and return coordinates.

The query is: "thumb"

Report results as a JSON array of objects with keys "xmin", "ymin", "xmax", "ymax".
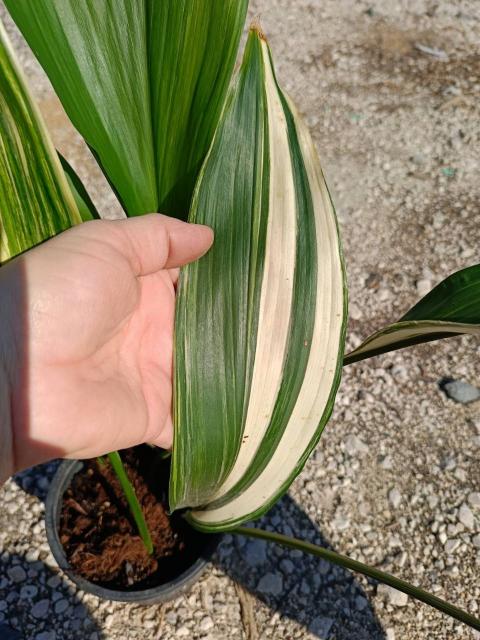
[{"xmin": 100, "ymin": 213, "xmax": 214, "ymax": 276}]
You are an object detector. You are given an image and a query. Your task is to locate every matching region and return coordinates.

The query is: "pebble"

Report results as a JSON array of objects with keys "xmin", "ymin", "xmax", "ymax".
[
  {"xmin": 468, "ymin": 492, "xmax": 480, "ymax": 509},
  {"xmin": 35, "ymin": 632, "xmax": 56, "ymax": 640},
  {"xmin": 355, "ymin": 595, "xmax": 368, "ymax": 611},
  {"xmin": 176, "ymin": 626, "xmax": 190, "ymax": 637},
  {"xmin": 444, "ymin": 539, "xmax": 461, "ymax": 554},
  {"xmin": 377, "ymin": 584, "xmax": 409, "ymax": 607},
  {"xmin": 19, "ymin": 585, "xmax": 38, "ymax": 599},
  {"xmin": 199, "ymin": 616, "xmax": 214, "ymax": 632},
  {"xmin": 386, "ymin": 629, "xmax": 396, "ymax": 640},
  {"xmin": 472, "ymin": 534, "xmax": 480, "ymax": 549},
  {"xmin": 388, "ymin": 488, "xmax": 402, "ymax": 509},
  {"xmin": 244, "ymin": 540, "xmax": 267, "ymax": 567},
  {"xmin": 441, "ymin": 380, "xmax": 480, "ymax": 404},
  {"xmin": 458, "ymin": 503, "xmax": 475, "ymax": 530},
  {"xmin": 6, "ymin": 567, "xmax": 26, "ymax": 584},
  {"xmin": 416, "ymin": 279, "xmax": 431, "ymax": 296},
  {"xmin": 54, "ymin": 599, "xmax": 69, "ymax": 615},
  {"xmin": 308, "ymin": 615, "xmax": 334, "ymax": 638},
  {"xmin": 344, "ymin": 435, "xmax": 368, "ymax": 457},
  {"xmin": 256, "ymin": 572, "xmax": 283, "ymax": 596},
  {"xmin": 280, "ymin": 559, "xmax": 295, "ymax": 574},
  {"xmin": 31, "ymin": 599, "xmax": 50, "ymax": 619}
]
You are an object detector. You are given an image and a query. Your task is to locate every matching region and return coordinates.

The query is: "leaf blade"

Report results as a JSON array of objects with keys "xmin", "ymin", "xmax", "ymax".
[
  {"xmin": 6, "ymin": 0, "xmax": 248, "ymax": 218},
  {"xmin": 171, "ymin": 29, "xmax": 347, "ymax": 531},
  {"xmin": 344, "ymin": 265, "xmax": 480, "ymax": 365},
  {"xmin": 0, "ymin": 20, "xmax": 82, "ymax": 262}
]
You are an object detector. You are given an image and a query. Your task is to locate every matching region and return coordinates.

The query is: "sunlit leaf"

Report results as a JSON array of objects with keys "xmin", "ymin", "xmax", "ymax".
[
  {"xmin": 0, "ymin": 21, "xmax": 82, "ymax": 263},
  {"xmin": 344, "ymin": 265, "xmax": 480, "ymax": 365},
  {"xmin": 5, "ymin": 0, "xmax": 248, "ymax": 218},
  {"xmin": 171, "ymin": 28, "xmax": 347, "ymax": 531}
]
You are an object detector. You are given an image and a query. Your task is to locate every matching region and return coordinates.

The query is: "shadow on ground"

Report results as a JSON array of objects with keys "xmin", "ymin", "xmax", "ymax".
[
  {"xmin": 213, "ymin": 494, "xmax": 386, "ymax": 639},
  {"xmin": 14, "ymin": 465, "xmax": 385, "ymax": 639},
  {"xmin": 0, "ymin": 552, "xmax": 102, "ymax": 640}
]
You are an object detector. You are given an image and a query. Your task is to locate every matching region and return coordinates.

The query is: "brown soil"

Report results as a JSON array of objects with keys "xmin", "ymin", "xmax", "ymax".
[{"xmin": 59, "ymin": 447, "xmax": 193, "ymax": 589}]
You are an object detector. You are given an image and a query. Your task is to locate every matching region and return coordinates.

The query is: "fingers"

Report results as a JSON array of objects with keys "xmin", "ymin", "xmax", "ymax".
[{"xmin": 103, "ymin": 214, "xmax": 213, "ymax": 276}]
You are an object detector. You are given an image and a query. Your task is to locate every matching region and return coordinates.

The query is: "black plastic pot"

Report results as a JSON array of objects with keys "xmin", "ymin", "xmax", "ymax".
[{"xmin": 45, "ymin": 458, "xmax": 220, "ymax": 604}]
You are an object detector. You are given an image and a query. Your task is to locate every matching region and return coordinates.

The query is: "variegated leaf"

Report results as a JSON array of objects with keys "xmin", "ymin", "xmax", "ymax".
[{"xmin": 171, "ymin": 28, "xmax": 347, "ymax": 531}]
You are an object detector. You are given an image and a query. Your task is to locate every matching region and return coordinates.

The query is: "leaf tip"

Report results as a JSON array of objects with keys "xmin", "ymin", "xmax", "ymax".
[{"xmin": 250, "ymin": 17, "xmax": 267, "ymax": 41}]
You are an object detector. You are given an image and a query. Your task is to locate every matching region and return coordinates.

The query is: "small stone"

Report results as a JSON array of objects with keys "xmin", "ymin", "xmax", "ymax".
[
  {"xmin": 377, "ymin": 584, "xmax": 408, "ymax": 607},
  {"xmin": 379, "ymin": 455, "xmax": 393, "ymax": 470},
  {"xmin": 444, "ymin": 539, "xmax": 461, "ymax": 554},
  {"xmin": 25, "ymin": 550, "xmax": 40, "ymax": 563},
  {"xmin": 199, "ymin": 616, "xmax": 214, "ymax": 632},
  {"xmin": 355, "ymin": 595, "xmax": 368, "ymax": 611},
  {"xmin": 388, "ymin": 488, "xmax": 402, "ymax": 509},
  {"xmin": 344, "ymin": 435, "xmax": 368, "ymax": 457},
  {"xmin": 0, "ymin": 602, "xmax": 7, "ymax": 612},
  {"xmin": 176, "ymin": 626, "xmax": 190, "ymax": 637},
  {"xmin": 280, "ymin": 559, "xmax": 294, "ymax": 575},
  {"xmin": 31, "ymin": 599, "xmax": 50, "ymax": 619},
  {"xmin": 7, "ymin": 566, "xmax": 26, "ymax": 584},
  {"xmin": 54, "ymin": 599, "xmax": 69, "ymax": 615},
  {"xmin": 308, "ymin": 616, "xmax": 334, "ymax": 638},
  {"xmin": 257, "ymin": 572, "xmax": 283, "ymax": 596},
  {"xmin": 458, "ymin": 503, "xmax": 475, "ymax": 530},
  {"xmin": 165, "ymin": 612, "xmax": 177, "ymax": 625},
  {"xmin": 46, "ymin": 576, "xmax": 61, "ymax": 589},
  {"xmin": 441, "ymin": 380, "xmax": 480, "ymax": 404},
  {"xmin": 386, "ymin": 629, "xmax": 395, "ymax": 640},
  {"xmin": 472, "ymin": 534, "xmax": 480, "ymax": 549},
  {"xmin": 19, "ymin": 585, "xmax": 38, "ymax": 599},
  {"xmin": 35, "ymin": 632, "xmax": 56, "ymax": 640},
  {"xmin": 244, "ymin": 540, "xmax": 267, "ymax": 567},
  {"xmin": 332, "ymin": 512, "xmax": 350, "ymax": 532},
  {"xmin": 428, "ymin": 495, "xmax": 439, "ymax": 509},
  {"xmin": 468, "ymin": 492, "xmax": 480, "ymax": 509},
  {"xmin": 416, "ymin": 279, "xmax": 431, "ymax": 296},
  {"xmin": 73, "ymin": 604, "xmax": 87, "ymax": 619}
]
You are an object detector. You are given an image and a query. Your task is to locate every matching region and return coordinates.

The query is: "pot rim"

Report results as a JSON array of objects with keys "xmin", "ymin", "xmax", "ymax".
[{"xmin": 45, "ymin": 458, "xmax": 220, "ymax": 604}]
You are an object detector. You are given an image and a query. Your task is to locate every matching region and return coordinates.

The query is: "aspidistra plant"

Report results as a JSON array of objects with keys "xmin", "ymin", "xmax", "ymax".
[{"xmin": 1, "ymin": 5, "xmax": 480, "ymax": 632}]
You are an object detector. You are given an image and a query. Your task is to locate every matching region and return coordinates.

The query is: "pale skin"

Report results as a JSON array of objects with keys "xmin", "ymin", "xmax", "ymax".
[{"xmin": 0, "ymin": 214, "xmax": 213, "ymax": 483}]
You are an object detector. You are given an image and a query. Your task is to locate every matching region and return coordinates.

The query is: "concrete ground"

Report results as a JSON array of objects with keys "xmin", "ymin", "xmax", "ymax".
[{"xmin": 0, "ymin": 0, "xmax": 479, "ymax": 638}]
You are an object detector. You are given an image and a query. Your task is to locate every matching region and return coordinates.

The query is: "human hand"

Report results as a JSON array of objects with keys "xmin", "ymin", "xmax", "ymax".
[{"xmin": 0, "ymin": 214, "xmax": 213, "ymax": 477}]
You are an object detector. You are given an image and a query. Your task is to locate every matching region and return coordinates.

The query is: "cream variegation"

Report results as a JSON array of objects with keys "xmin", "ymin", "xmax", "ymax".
[
  {"xmin": 0, "ymin": 21, "xmax": 83, "ymax": 262},
  {"xmin": 171, "ymin": 29, "xmax": 347, "ymax": 530}
]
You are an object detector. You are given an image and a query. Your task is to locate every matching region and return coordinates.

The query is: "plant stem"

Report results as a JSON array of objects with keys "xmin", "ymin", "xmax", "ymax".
[
  {"xmin": 233, "ymin": 526, "xmax": 480, "ymax": 631},
  {"xmin": 106, "ymin": 451, "xmax": 154, "ymax": 556}
]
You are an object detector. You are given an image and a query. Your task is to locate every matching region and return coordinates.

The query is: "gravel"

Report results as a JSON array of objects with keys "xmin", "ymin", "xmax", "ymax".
[
  {"xmin": 441, "ymin": 380, "xmax": 480, "ymax": 404},
  {"xmin": 377, "ymin": 585, "xmax": 409, "ymax": 608},
  {"xmin": 0, "ymin": 0, "xmax": 479, "ymax": 639}
]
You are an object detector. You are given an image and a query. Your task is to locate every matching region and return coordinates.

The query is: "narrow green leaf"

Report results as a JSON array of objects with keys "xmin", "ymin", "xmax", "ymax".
[
  {"xmin": 6, "ymin": 0, "xmax": 248, "ymax": 218},
  {"xmin": 344, "ymin": 265, "xmax": 480, "ymax": 365},
  {"xmin": 59, "ymin": 154, "xmax": 99, "ymax": 222},
  {"xmin": 0, "ymin": 20, "xmax": 82, "ymax": 262},
  {"xmin": 107, "ymin": 452, "xmax": 153, "ymax": 556},
  {"xmin": 234, "ymin": 526, "xmax": 480, "ymax": 632},
  {"xmin": 171, "ymin": 28, "xmax": 347, "ymax": 531}
]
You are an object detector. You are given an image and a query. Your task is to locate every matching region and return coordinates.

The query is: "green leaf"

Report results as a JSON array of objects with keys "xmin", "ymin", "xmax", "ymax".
[
  {"xmin": 235, "ymin": 526, "xmax": 480, "ymax": 632},
  {"xmin": 59, "ymin": 154, "xmax": 99, "ymax": 222},
  {"xmin": 344, "ymin": 264, "xmax": 480, "ymax": 365},
  {"xmin": 5, "ymin": 0, "xmax": 248, "ymax": 218},
  {"xmin": 0, "ymin": 20, "xmax": 82, "ymax": 262},
  {"xmin": 106, "ymin": 452, "xmax": 153, "ymax": 556},
  {"xmin": 171, "ymin": 28, "xmax": 347, "ymax": 531}
]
